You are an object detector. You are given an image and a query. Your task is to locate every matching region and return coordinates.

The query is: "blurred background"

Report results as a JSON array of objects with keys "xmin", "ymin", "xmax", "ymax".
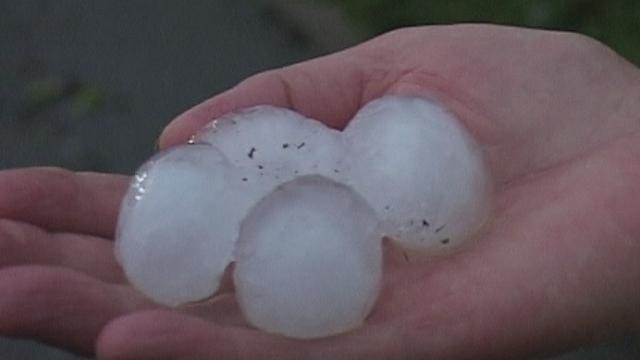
[{"xmin": 0, "ymin": 0, "xmax": 639, "ymax": 359}]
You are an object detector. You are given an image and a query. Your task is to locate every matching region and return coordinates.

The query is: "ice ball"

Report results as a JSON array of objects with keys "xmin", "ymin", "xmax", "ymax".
[
  {"xmin": 195, "ymin": 105, "xmax": 345, "ymax": 186},
  {"xmin": 233, "ymin": 175, "xmax": 382, "ymax": 339},
  {"xmin": 342, "ymin": 96, "xmax": 492, "ymax": 253},
  {"xmin": 115, "ymin": 144, "xmax": 238, "ymax": 306}
]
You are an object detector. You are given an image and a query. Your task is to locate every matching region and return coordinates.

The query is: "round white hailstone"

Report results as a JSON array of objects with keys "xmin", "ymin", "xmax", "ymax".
[
  {"xmin": 234, "ymin": 175, "xmax": 382, "ymax": 339},
  {"xmin": 116, "ymin": 144, "xmax": 239, "ymax": 306},
  {"xmin": 194, "ymin": 105, "xmax": 345, "ymax": 187},
  {"xmin": 342, "ymin": 96, "xmax": 492, "ymax": 253}
]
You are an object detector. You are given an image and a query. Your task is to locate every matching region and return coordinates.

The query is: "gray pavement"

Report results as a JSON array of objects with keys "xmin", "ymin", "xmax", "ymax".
[{"xmin": 0, "ymin": 1, "xmax": 638, "ymax": 359}]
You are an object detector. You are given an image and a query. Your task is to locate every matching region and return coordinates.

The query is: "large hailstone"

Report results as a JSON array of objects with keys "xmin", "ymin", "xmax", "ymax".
[
  {"xmin": 195, "ymin": 105, "xmax": 345, "ymax": 185},
  {"xmin": 342, "ymin": 96, "xmax": 491, "ymax": 253},
  {"xmin": 115, "ymin": 144, "xmax": 238, "ymax": 306},
  {"xmin": 233, "ymin": 176, "xmax": 382, "ymax": 339}
]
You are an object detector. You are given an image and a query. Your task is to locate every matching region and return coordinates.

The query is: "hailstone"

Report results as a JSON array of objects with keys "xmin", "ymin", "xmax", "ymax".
[
  {"xmin": 342, "ymin": 96, "xmax": 491, "ymax": 253},
  {"xmin": 233, "ymin": 175, "xmax": 382, "ymax": 338},
  {"xmin": 195, "ymin": 105, "xmax": 345, "ymax": 185},
  {"xmin": 115, "ymin": 144, "xmax": 238, "ymax": 306}
]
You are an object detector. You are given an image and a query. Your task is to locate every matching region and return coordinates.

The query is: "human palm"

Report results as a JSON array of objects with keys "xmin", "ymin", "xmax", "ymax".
[{"xmin": 1, "ymin": 25, "xmax": 639, "ymax": 359}]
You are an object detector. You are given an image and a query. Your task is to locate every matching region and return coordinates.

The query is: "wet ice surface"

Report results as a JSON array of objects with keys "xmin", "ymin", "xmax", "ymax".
[
  {"xmin": 234, "ymin": 176, "xmax": 382, "ymax": 338},
  {"xmin": 116, "ymin": 95, "xmax": 492, "ymax": 337}
]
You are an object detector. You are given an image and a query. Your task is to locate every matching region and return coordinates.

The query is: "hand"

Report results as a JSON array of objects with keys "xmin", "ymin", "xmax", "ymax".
[
  {"xmin": 0, "ymin": 169, "xmax": 154, "ymax": 353},
  {"xmin": 2, "ymin": 24, "xmax": 640, "ymax": 359}
]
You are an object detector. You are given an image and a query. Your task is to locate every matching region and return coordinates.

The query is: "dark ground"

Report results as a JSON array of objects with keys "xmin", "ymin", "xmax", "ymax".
[{"xmin": 0, "ymin": 1, "xmax": 638, "ymax": 359}]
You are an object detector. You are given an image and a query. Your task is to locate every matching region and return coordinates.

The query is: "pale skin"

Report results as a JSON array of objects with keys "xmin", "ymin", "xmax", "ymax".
[{"xmin": 0, "ymin": 24, "xmax": 639, "ymax": 359}]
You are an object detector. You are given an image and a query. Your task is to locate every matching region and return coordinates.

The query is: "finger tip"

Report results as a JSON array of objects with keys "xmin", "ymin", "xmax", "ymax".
[
  {"xmin": 96, "ymin": 310, "xmax": 199, "ymax": 360},
  {"xmin": 157, "ymin": 106, "xmax": 208, "ymax": 149},
  {"xmin": 157, "ymin": 111, "xmax": 201, "ymax": 149},
  {"xmin": 157, "ymin": 122, "xmax": 183, "ymax": 150},
  {"xmin": 96, "ymin": 310, "xmax": 159, "ymax": 360},
  {"xmin": 158, "ymin": 91, "xmax": 241, "ymax": 150},
  {"xmin": 95, "ymin": 324, "xmax": 127, "ymax": 359}
]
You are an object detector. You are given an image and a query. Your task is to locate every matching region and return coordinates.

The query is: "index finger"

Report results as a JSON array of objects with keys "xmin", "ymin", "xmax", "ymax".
[
  {"xmin": 158, "ymin": 48, "xmax": 387, "ymax": 149},
  {"xmin": 0, "ymin": 167, "xmax": 129, "ymax": 238}
]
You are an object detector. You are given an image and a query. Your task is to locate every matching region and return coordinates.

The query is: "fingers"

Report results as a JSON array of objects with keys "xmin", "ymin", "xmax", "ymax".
[
  {"xmin": 97, "ymin": 246, "xmax": 412, "ymax": 360},
  {"xmin": 0, "ymin": 167, "xmax": 129, "ymax": 238},
  {"xmin": 96, "ymin": 310, "xmax": 297, "ymax": 360},
  {"xmin": 0, "ymin": 266, "xmax": 154, "ymax": 355},
  {"xmin": 0, "ymin": 219, "xmax": 125, "ymax": 283},
  {"xmin": 96, "ymin": 310, "xmax": 401, "ymax": 360},
  {"xmin": 158, "ymin": 49, "xmax": 389, "ymax": 148}
]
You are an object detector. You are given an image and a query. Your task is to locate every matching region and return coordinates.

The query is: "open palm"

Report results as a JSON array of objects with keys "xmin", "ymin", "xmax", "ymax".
[{"xmin": 1, "ymin": 25, "xmax": 639, "ymax": 359}]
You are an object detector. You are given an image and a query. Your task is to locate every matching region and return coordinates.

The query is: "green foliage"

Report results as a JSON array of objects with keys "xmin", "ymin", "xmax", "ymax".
[
  {"xmin": 71, "ymin": 83, "xmax": 105, "ymax": 116},
  {"xmin": 328, "ymin": 0, "xmax": 640, "ymax": 64},
  {"xmin": 22, "ymin": 78, "xmax": 105, "ymax": 120},
  {"xmin": 26, "ymin": 77, "xmax": 65, "ymax": 107}
]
